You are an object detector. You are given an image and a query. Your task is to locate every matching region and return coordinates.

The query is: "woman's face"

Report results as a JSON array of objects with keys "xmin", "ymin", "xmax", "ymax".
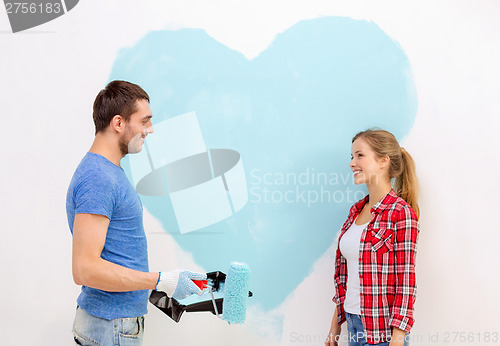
[{"xmin": 350, "ymin": 138, "xmax": 389, "ymax": 186}]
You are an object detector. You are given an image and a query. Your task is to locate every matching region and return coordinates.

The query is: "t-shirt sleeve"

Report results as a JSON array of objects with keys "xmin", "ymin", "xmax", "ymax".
[{"xmin": 73, "ymin": 170, "xmax": 116, "ymax": 219}]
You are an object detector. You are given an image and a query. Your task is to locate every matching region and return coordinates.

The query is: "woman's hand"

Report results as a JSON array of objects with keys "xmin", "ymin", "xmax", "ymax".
[
  {"xmin": 325, "ymin": 308, "xmax": 341, "ymax": 346},
  {"xmin": 389, "ymin": 327, "xmax": 406, "ymax": 346},
  {"xmin": 324, "ymin": 324, "xmax": 341, "ymax": 346}
]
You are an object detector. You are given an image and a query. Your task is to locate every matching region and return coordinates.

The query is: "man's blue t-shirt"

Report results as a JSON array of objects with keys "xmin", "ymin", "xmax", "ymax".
[{"xmin": 66, "ymin": 152, "xmax": 149, "ymax": 320}]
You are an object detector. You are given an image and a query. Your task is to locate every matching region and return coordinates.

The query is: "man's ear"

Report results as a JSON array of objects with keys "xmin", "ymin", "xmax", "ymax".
[{"xmin": 110, "ymin": 115, "xmax": 124, "ymax": 133}]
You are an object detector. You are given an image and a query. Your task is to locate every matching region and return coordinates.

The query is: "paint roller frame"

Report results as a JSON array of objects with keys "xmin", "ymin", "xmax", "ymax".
[{"xmin": 149, "ymin": 271, "xmax": 252, "ymax": 323}]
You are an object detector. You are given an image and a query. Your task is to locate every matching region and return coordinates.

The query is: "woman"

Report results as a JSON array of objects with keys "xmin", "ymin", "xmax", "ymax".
[{"xmin": 326, "ymin": 129, "xmax": 420, "ymax": 346}]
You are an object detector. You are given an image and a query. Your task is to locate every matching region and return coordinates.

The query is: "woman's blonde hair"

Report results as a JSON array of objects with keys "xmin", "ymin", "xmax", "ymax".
[{"xmin": 352, "ymin": 128, "xmax": 420, "ymax": 218}]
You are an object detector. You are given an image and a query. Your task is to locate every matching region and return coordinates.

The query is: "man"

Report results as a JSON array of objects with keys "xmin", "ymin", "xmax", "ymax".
[{"xmin": 66, "ymin": 80, "xmax": 205, "ymax": 345}]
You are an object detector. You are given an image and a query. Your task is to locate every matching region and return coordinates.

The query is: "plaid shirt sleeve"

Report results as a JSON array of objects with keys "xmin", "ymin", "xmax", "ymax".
[
  {"xmin": 389, "ymin": 205, "xmax": 420, "ymax": 332},
  {"xmin": 333, "ymin": 243, "xmax": 348, "ymax": 324}
]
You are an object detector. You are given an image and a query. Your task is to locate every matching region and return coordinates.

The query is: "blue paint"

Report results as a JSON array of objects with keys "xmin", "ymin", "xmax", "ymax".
[{"xmin": 111, "ymin": 17, "xmax": 417, "ymax": 310}]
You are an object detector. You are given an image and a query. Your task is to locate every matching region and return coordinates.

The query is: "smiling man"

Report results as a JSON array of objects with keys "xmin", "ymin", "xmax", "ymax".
[{"xmin": 66, "ymin": 80, "xmax": 206, "ymax": 345}]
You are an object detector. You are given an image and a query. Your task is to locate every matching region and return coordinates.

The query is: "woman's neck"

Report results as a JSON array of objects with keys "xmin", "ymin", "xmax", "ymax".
[{"xmin": 366, "ymin": 182, "xmax": 392, "ymax": 209}]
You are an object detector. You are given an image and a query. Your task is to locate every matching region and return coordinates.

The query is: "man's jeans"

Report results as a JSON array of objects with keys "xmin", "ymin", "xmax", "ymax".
[
  {"xmin": 73, "ymin": 306, "xmax": 144, "ymax": 346},
  {"xmin": 345, "ymin": 312, "xmax": 410, "ymax": 346}
]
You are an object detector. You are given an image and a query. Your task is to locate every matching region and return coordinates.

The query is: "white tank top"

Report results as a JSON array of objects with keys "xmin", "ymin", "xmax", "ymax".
[{"xmin": 339, "ymin": 217, "xmax": 369, "ymax": 315}]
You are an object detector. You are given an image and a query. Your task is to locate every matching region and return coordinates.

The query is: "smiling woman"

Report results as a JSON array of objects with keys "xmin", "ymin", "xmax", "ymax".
[{"xmin": 327, "ymin": 129, "xmax": 420, "ymax": 346}]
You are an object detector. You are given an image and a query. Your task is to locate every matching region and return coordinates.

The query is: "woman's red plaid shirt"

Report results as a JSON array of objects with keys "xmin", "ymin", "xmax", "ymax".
[{"xmin": 333, "ymin": 189, "xmax": 420, "ymax": 344}]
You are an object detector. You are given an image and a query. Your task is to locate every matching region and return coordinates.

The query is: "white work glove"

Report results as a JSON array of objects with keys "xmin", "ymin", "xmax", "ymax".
[{"xmin": 156, "ymin": 269, "xmax": 207, "ymax": 300}]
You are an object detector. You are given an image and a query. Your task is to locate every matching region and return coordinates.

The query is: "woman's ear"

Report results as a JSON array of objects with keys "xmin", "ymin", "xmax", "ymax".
[{"xmin": 379, "ymin": 155, "xmax": 390, "ymax": 168}]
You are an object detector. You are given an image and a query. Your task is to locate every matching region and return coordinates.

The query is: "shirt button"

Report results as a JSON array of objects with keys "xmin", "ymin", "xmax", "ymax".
[{"xmin": 361, "ymin": 310, "xmax": 364, "ymax": 314}]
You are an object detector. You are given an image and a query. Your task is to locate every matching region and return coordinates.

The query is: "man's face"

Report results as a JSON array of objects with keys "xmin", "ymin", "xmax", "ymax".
[{"xmin": 119, "ymin": 99, "xmax": 154, "ymax": 155}]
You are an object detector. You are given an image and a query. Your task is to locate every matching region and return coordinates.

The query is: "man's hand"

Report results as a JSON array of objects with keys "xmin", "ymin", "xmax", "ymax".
[{"xmin": 156, "ymin": 269, "xmax": 207, "ymax": 300}]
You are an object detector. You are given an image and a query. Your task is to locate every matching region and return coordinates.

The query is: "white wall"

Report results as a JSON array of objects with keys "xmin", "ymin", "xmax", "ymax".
[{"xmin": 1, "ymin": 1, "xmax": 499, "ymax": 345}]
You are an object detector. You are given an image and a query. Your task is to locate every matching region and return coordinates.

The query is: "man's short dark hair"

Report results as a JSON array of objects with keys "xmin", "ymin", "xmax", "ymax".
[{"xmin": 93, "ymin": 80, "xmax": 150, "ymax": 134}]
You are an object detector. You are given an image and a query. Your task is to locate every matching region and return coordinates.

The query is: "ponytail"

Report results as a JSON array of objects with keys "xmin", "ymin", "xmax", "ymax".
[{"xmin": 394, "ymin": 147, "xmax": 420, "ymax": 218}]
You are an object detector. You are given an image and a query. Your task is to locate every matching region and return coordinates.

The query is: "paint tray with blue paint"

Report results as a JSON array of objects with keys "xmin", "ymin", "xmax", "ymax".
[{"xmin": 149, "ymin": 269, "xmax": 252, "ymax": 323}]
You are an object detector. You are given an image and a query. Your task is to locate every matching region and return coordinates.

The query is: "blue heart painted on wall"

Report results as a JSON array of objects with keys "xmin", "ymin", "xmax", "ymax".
[{"xmin": 111, "ymin": 16, "xmax": 417, "ymax": 310}]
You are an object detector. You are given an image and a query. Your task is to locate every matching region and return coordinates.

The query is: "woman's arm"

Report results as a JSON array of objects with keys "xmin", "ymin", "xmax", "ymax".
[{"xmin": 389, "ymin": 205, "xmax": 420, "ymax": 333}]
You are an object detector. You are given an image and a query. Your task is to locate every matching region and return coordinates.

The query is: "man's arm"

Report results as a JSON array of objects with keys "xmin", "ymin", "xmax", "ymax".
[{"xmin": 72, "ymin": 213, "xmax": 159, "ymax": 292}]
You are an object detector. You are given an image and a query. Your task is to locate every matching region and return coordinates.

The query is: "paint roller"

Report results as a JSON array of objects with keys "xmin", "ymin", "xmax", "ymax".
[{"xmin": 150, "ymin": 262, "xmax": 251, "ymax": 324}]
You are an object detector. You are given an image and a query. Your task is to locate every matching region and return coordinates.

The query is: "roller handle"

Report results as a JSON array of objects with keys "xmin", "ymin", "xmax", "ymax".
[{"xmin": 192, "ymin": 280, "xmax": 208, "ymax": 290}]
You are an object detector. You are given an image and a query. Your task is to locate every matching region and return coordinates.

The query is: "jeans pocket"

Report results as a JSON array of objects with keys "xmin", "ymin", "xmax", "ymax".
[
  {"xmin": 119, "ymin": 317, "xmax": 143, "ymax": 338},
  {"xmin": 73, "ymin": 333, "xmax": 102, "ymax": 346}
]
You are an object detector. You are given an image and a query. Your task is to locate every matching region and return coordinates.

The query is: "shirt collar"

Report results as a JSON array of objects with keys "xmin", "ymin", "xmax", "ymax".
[{"xmin": 352, "ymin": 189, "xmax": 398, "ymax": 215}]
